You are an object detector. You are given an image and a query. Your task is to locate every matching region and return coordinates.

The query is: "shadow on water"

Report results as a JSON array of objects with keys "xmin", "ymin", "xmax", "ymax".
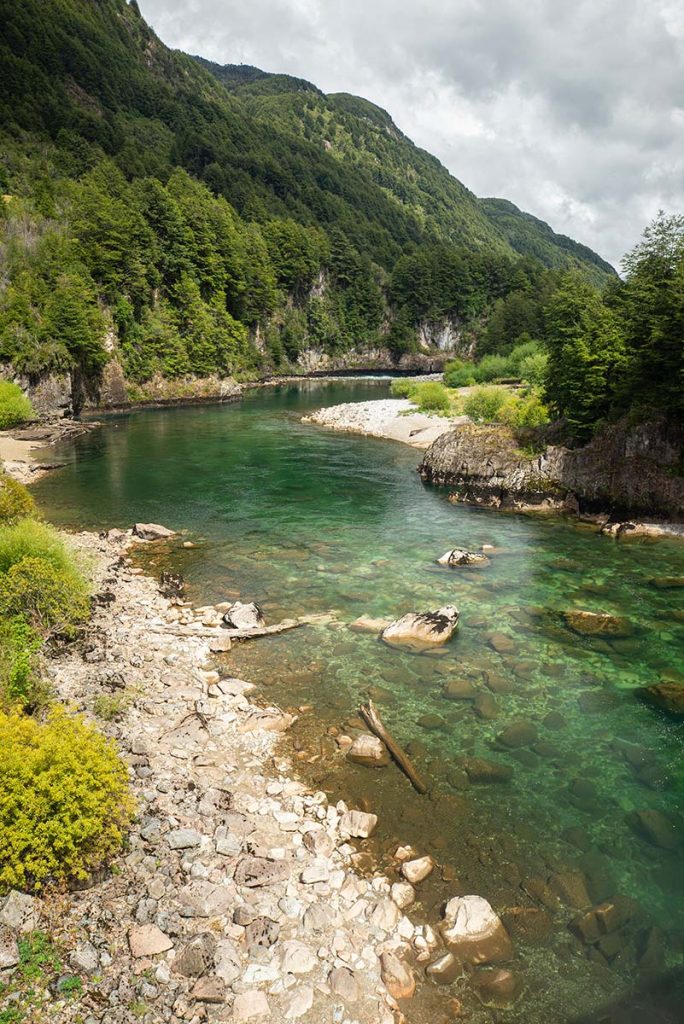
[{"xmin": 570, "ymin": 968, "xmax": 684, "ymax": 1023}]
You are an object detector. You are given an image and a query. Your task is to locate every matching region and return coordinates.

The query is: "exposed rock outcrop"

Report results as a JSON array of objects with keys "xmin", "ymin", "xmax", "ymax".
[
  {"xmin": 381, "ymin": 606, "xmax": 460, "ymax": 650},
  {"xmin": 418, "ymin": 418, "xmax": 684, "ymax": 519}
]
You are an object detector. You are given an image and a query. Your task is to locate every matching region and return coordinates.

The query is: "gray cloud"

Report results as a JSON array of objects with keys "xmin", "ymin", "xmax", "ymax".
[{"xmin": 138, "ymin": 0, "xmax": 684, "ymax": 267}]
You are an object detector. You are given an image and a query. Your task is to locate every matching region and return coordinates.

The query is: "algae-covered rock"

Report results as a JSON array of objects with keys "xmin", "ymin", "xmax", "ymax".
[
  {"xmin": 563, "ymin": 610, "xmax": 634, "ymax": 638},
  {"xmin": 637, "ymin": 681, "xmax": 684, "ymax": 718}
]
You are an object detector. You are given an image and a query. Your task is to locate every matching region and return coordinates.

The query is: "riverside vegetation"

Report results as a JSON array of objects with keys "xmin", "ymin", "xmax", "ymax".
[{"xmin": 1, "ymin": 0, "xmax": 615, "ymax": 409}]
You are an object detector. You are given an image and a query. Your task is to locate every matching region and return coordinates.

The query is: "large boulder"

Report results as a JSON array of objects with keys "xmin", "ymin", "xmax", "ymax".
[
  {"xmin": 563, "ymin": 610, "xmax": 633, "ymax": 638},
  {"xmin": 133, "ymin": 522, "xmax": 175, "ymax": 541},
  {"xmin": 382, "ymin": 606, "xmax": 459, "ymax": 650},
  {"xmin": 222, "ymin": 602, "xmax": 265, "ymax": 630},
  {"xmin": 438, "ymin": 549, "xmax": 490, "ymax": 567},
  {"xmin": 441, "ymin": 896, "xmax": 513, "ymax": 964},
  {"xmin": 637, "ymin": 681, "xmax": 684, "ymax": 719}
]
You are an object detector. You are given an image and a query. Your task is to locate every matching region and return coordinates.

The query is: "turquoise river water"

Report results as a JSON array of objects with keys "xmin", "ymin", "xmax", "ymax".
[{"xmin": 33, "ymin": 380, "xmax": 684, "ymax": 1023}]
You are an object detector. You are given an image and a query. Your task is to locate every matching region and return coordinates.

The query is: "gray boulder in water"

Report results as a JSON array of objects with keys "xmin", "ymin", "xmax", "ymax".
[
  {"xmin": 382, "ymin": 606, "xmax": 459, "ymax": 650},
  {"xmin": 222, "ymin": 601, "xmax": 265, "ymax": 630},
  {"xmin": 437, "ymin": 549, "xmax": 490, "ymax": 567}
]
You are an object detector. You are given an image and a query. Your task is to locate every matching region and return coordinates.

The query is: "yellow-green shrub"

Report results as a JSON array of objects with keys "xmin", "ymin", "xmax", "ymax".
[
  {"xmin": 0, "ymin": 557, "xmax": 89, "ymax": 638},
  {"xmin": 0, "ymin": 518, "xmax": 78, "ymax": 575},
  {"xmin": 0, "ymin": 382, "xmax": 34, "ymax": 430},
  {"xmin": 499, "ymin": 392, "xmax": 551, "ymax": 429},
  {"xmin": 0, "ymin": 474, "xmax": 36, "ymax": 525},
  {"xmin": 0, "ymin": 709, "xmax": 134, "ymax": 892}
]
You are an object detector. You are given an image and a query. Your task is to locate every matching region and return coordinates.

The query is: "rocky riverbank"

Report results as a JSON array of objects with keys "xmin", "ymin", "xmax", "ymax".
[
  {"xmin": 0, "ymin": 527, "xmax": 517, "ymax": 1023},
  {"xmin": 303, "ymin": 400, "xmax": 458, "ymax": 449},
  {"xmin": 418, "ymin": 418, "xmax": 684, "ymax": 528}
]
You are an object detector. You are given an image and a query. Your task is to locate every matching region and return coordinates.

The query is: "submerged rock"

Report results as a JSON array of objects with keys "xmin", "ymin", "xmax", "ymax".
[
  {"xmin": 382, "ymin": 606, "xmax": 459, "ymax": 650},
  {"xmin": 637, "ymin": 681, "xmax": 684, "ymax": 718},
  {"xmin": 461, "ymin": 757, "xmax": 513, "ymax": 784},
  {"xmin": 437, "ymin": 549, "xmax": 490, "ymax": 567},
  {"xmin": 496, "ymin": 720, "xmax": 538, "ymax": 749},
  {"xmin": 349, "ymin": 615, "xmax": 392, "ymax": 633},
  {"xmin": 441, "ymin": 895, "xmax": 513, "ymax": 964},
  {"xmin": 473, "ymin": 967, "xmax": 523, "ymax": 1008},
  {"xmin": 627, "ymin": 809, "xmax": 681, "ymax": 850},
  {"xmin": 346, "ymin": 734, "xmax": 390, "ymax": 767},
  {"xmin": 563, "ymin": 609, "xmax": 634, "ymax": 638},
  {"xmin": 442, "ymin": 678, "xmax": 478, "ymax": 700}
]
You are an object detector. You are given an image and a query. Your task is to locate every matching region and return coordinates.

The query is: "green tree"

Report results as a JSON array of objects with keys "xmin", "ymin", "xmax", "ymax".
[
  {"xmin": 613, "ymin": 212, "xmax": 684, "ymax": 418},
  {"xmin": 543, "ymin": 273, "xmax": 625, "ymax": 439}
]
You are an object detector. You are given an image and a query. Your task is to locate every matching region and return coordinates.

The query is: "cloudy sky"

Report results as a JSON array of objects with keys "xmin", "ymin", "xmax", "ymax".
[{"xmin": 138, "ymin": 0, "xmax": 684, "ymax": 268}]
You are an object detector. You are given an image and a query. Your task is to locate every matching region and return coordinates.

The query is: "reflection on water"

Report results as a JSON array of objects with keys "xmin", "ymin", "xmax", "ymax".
[{"xmin": 33, "ymin": 380, "xmax": 684, "ymax": 1023}]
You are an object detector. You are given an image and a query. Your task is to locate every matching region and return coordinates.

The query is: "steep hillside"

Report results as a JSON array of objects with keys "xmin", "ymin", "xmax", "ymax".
[{"xmin": 0, "ymin": 0, "xmax": 616, "ymax": 411}]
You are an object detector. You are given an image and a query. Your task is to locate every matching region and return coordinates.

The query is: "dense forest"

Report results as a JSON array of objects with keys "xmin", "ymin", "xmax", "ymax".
[
  {"xmin": 0, "ymin": 0, "xmax": 680, "ymax": 438},
  {"xmin": 0, "ymin": 0, "xmax": 617, "ymax": 395}
]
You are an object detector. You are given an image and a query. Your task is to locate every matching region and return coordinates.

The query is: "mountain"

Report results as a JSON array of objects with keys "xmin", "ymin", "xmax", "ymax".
[{"xmin": 0, "ymin": 0, "xmax": 615, "ymax": 408}]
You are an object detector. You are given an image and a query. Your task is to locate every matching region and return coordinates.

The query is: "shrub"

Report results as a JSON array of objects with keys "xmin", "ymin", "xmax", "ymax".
[
  {"xmin": 389, "ymin": 378, "xmax": 418, "ymax": 398},
  {"xmin": 0, "ymin": 474, "xmax": 36, "ymax": 525},
  {"xmin": 0, "ymin": 556, "xmax": 89, "ymax": 638},
  {"xmin": 443, "ymin": 359, "xmax": 476, "ymax": 388},
  {"xmin": 463, "ymin": 386, "xmax": 509, "ymax": 423},
  {"xmin": 0, "ymin": 382, "xmax": 34, "ymax": 430},
  {"xmin": 0, "ymin": 616, "xmax": 44, "ymax": 710},
  {"xmin": 508, "ymin": 339, "xmax": 541, "ymax": 371},
  {"xmin": 0, "ymin": 519, "xmax": 79, "ymax": 576},
  {"xmin": 409, "ymin": 381, "xmax": 451, "ymax": 414},
  {"xmin": 473, "ymin": 353, "xmax": 514, "ymax": 383},
  {"xmin": 517, "ymin": 352, "xmax": 548, "ymax": 387},
  {"xmin": 500, "ymin": 392, "xmax": 551, "ymax": 429},
  {"xmin": 0, "ymin": 708, "xmax": 134, "ymax": 892}
]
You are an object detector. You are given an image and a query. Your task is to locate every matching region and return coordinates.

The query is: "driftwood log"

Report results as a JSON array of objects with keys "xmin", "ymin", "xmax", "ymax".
[
  {"xmin": 359, "ymin": 699, "xmax": 428, "ymax": 795},
  {"xmin": 152, "ymin": 619, "xmax": 304, "ymax": 640}
]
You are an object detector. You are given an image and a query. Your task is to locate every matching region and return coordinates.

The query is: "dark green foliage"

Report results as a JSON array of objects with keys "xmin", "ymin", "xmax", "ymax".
[
  {"xmin": 0, "ymin": 0, "xmax": 614, "ymax": 386},
  {"xmin": 541, "ymin": 214, "xmax": 683, "ymax": 439},
  {"xmin": 543, "ymin": 274, "xmax": 626, "ymax": 439}
]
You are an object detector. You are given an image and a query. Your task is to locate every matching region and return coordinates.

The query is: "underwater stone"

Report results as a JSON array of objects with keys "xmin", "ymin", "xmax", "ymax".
[
  {"xmin": 636, "ymin": 681, "xmax": 684, "ymax": 718},
  {"xmin": 563, "ymin": 610, "xmax": 634, "ymax": 638}
]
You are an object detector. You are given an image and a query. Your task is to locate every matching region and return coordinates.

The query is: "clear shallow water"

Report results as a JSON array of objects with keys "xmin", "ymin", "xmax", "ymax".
[{"xmin": 34, "ymin": 381, "xmax": 684, "ymax": 1022}]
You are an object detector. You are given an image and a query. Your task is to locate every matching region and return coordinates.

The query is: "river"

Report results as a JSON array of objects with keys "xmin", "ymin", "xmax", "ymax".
[{"xmin": 33, "ymin": 379, "xmax": 684, "ymax": 1023}]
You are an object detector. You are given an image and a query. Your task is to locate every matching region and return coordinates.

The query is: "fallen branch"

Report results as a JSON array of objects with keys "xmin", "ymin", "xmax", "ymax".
[
  {"xmin": 151, "ymin": 619, "xmax": 305, "ymax": 640},
  {"xmin": 359, "ymin": 699, "xmax": 428, "ymax": 795}
]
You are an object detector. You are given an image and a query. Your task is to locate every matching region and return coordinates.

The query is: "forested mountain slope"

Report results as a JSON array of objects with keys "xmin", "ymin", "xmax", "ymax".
[{"xmin": 0, "ymin": 0, "xmax": 615, "ymax": 408}]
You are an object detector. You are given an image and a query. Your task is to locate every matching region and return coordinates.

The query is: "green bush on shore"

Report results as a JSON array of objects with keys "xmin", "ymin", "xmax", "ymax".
[
  {"xmin": 0, "ymin": 556, "xmax": 90, "ymax": 639},
  {"xmin": 0, "ymin": 518, "xmax": 80, "ymax": 576},
  {"xmin": 0, "ymin": 474, "xmax": 36, "ymax": 525},
  {"xmin": 444, "ymin": 339, "xmax": 547, "ymax": 389},
  {"xmin": 0, "ymin": 382, "xmax": 34, "ymax": 430},
  {"xmin": 390, "ymin": 378, "xmax": 452, "ymax": 414},
  {"xmin": 463, "ymin": 386, "xmax": 509, "ymax": 423},
  {"xmin": 0, "ymin": 708, "xmax": 134, "ymax": 892}
]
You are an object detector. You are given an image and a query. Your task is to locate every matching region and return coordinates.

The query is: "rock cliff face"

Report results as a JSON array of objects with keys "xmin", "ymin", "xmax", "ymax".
[{"xmin": 418, "ymin": 419, "xmax": 684, "ymax": 519}]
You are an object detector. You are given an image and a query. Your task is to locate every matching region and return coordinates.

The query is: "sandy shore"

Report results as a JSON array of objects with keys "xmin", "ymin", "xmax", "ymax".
[
  {"xmin": 0, "ymin": 421, "xmax": 96, "ymax": 483},
  {"xmin": 303, "ymin": 399, "xmax": 464, "ymax": 449}
]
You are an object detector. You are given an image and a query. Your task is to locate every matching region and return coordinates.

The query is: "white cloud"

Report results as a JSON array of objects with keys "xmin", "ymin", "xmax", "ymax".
[{"xmin": 137, "ymin": 0, "xmax": 684, "ymax": 266}]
